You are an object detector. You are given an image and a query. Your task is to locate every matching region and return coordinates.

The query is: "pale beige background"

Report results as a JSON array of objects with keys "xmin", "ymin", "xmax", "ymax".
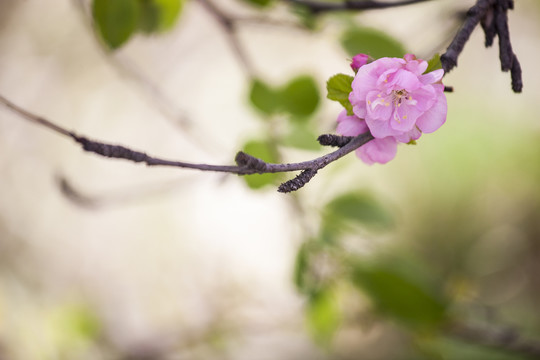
[{"xmin": 0, "ymin": 0, "xmax": 539, "ymax": 358}]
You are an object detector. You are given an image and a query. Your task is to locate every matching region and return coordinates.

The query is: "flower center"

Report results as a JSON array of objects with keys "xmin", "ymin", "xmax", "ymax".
[{"xmin": 392, "ymin": 89, "xmax": 408, "ymax": 107}]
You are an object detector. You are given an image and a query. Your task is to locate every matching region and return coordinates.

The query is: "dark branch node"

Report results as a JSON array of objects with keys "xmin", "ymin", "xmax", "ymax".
[
  {"xmin": 234, "ymin": 151, "xmax": 268, "ymax": 172},
  {"xmin": 278, "ymin": 168, "xmax": 318, "ymax": 193},
  {"xmin": 511, "ymin": 54, "xmax": 522, "ymax": 93},
  {"xmin": 317, "ymin": 134, "xmax": 355, "ymax": 148},
  {"xmin": 73, "ymin": 135, "xmax": 149, "ymax": 163},
  {"xmin": 443, "ymin": 86, "xmax": 454, "ymax": 93}
]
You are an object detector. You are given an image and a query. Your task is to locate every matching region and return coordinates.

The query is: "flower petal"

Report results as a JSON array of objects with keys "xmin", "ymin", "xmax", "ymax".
[
  {"xmin": 388, "ymin": 69, "xmax": 422, "ymax": 92},
  {"xmin": 365, "ymin": 115, "xmax": 402, "ymax": 138},
  {"xmin": 415, "ymin": 85, "xmax": 447, "ymax": 133},
  {"xmin": 336, "ymin": 110, "xmax": 368, "ymax": 136},
  {"xmin": 356, "ymin": 137, "xmax": 398, "ymax": 165},
  {"xmin": 405, "ymin": 59, "xmax": 428, "ymax": 76},
  {"xmin": 410, "ymin": 85, "xmax": 437, "ymax": 111},
  {"xmin": 420, "ymin": 69, "xmax": 444, "ymax": 85},
  {"xmin": 349, "ymin": 90, "xmax": 367, "ymax": 118},
  {"xmin": 390, "ymin": 103, "xmax": 422, "ymax": 132},
  {"xmin": 366, "ymin": 91, "xmax": 393, "ymax": 121},
  {"xmin": 395, "ymin": 126, "xmax": 422, "ymax": 143}
]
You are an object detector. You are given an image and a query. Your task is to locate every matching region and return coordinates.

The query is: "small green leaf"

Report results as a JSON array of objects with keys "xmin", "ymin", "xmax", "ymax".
[
  {"xmin": 92, "ymin": 0, "xmax": 139, "ymax": 49},
  {"xmin": 138, "ymin": 0, "xmax": 183, "ymax": 33},
  {"xmin": 341, "ymin": 27, "xmax": 405, "ymax": 59},
  {"xmin": 351, "ymin": 262, "xmax": 447, "ymax": 329},
  {"xmin": 241, "ymin": 140, "xmax": 280, "ymax": 189},
  {"xmin": 425, "ymin": 53, "xmax": 443, "ymax": 73},
  {"xmin": 282, "ymin": 123, "xmax": 321, "ymax": 151},
  {"xmin": 323, "ymin": 191, "xmax": 394, "ymax": 231},
  {"xmin": 280, "ymin": 75, "xmax": 320, "ymax": 119},
  {"xmin": 154, "ymin": 0, "xmax": 183, "ymax": 30},
  {"xmin": 240, "ymin": 0, "xmax": 274, "ymax": 7},
  {"xmin": 326, "ymin": 73, "xmax": 354, "ymax": 115},
  {"xmin": 249, "ymin": 79, "xmax": 281, "ymax": 116},
  {"xmin": 138, "ymin": 0, "xmax": 161, "ymax": 33},
  {"xmin": 306, "ymin": 288, "xmax": 341, "ymax": 344}
]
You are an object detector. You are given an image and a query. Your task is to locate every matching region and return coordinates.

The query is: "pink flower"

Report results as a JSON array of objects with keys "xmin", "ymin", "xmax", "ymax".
[
  {"xmin": 336, "ymin": 110, "xmax": 397, "ymax": 165},
  {"xmin": 349, "ymin": 54, "xmax": 447, "ymax": 139},
  {"xmin": 350, "ymin": 54, "xmax": 369, "ymax": 73}
]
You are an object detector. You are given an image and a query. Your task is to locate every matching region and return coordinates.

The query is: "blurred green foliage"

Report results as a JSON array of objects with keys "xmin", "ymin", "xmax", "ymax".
[
  {"xmin": 249, "ymin": 79, "xmax": 282, "ymax": 116},
  {"xmin": 92, "ymin": 0, "xmax": 139, "ymax": 49},
  {"xmin": 244, "ymin": 74, "xmax": 321, "ymax": 189},
  {"xmin": 240, "ymin": 0, "xmax": 274, "ymax": 8},
  {"xmin": 341, "ymin": 27, "xmax": 406, "ymax": 59},
  {"xmin": 306, "ymin": 287, "xmax": 342, "ymax": 345},
  {"xmin": 241, "ymin": 140, "xmax": 281, "ymax": 189},
  {"xmin": 248, "ymin": 75, "xmax": 320, "ymax": 118},
  {"xmin": 281, "ymin": 76, "xmax": 320, "ymax": 119},
  {"xmin": 351, "ymin": 261, "xmax": 448, "ymax": 330},
  {"xmin": 92, "ymin": 0, "xmax": 183, "ymax": 49},
  {"xmin": 322, "ymin": 191, "xmax": 395, "ymax": 235}
]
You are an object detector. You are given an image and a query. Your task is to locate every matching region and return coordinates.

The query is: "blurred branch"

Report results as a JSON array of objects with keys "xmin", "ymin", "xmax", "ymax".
[
  {"xmin": 440, "ymin": 0, "xmax": 522, "ymax": 92},
  {"xmin": 197, "ymin": 0, "xmax": 256, "ymax": 76},
  {"xmin": 283, "ymin": 0, "xmax": 433, "ymax": 14},
  {"xmin": 72, "ymin": 0, "xmax": 191, "ymax": 128},
  {"xmin": 0, "ymin": 94, "xmax": 373, "ymax": 193},
  {"xmin": 449, "ymin": 323, "xmax": 540, "ymax": 358},
  {"xmin": 56, "ymin": 174, "xmax": 195, "ymax": 209}
]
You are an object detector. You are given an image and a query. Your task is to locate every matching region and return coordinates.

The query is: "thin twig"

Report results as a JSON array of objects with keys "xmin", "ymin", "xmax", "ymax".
[
  {"xmin": 56, "ymin": 174, "xmax": 196, "ymax": 208},
  {"xmin": 283, "ymin": 0, "xmax": 433, "ymax": 14},
  {"xmin": 0, "ymin": 94, "xmax": 373, "ymax": 192},
  {"xmin": 198, "ymin": 0, "xmax": 255, "ymax": 77}
]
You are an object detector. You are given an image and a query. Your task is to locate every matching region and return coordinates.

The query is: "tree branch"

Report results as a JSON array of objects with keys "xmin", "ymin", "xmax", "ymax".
[
  {"xmin": 283, "ymin": 0, "xmax": 433, "ymax": 14},
  {"xmin": 0, "ymin": 94, "xmax": 373, "ymax": 192},
  {"xmin": 440, "ymin": 0, "xmax": 522, "ymax": 92}
]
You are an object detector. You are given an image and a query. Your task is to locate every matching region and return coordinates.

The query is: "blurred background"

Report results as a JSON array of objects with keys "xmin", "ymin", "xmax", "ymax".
[{"xmin": 1, "ymin": 0, "xmax": 540, "ymax": 359}]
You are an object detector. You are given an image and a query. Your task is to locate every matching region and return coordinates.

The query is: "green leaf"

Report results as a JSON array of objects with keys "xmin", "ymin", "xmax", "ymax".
[
  {"xmin": 306, "ymin": 287, "xmax": 341, "ymax": 344},
  {"xmin": 425, "ymin": 53, "xmax": 443, "ymax": 73},
  {"xmin": 326, "ymin": 73, "xmax": 354, "ymax": 115},
  {"xmin": 92, "ymin": 0, "xmax": 139, "ymax": 49},
  {"xmin": 281, "ymin": 123, "xmax": 321, "ymax": 151},
  {"xmin": 280, "ymin": 75, "xmax": 320, "ymax": 119},
  {"xmin": 154, "ymin": 0, "xmax": 183, "ymax": 30},
  {"xmin": 240, "ymin": 0, "xmax": 274, "ymax": 7},
  {"xmin": 138, "ymin": 0, "xmax": 161, "ymax": 33},
  {"xmin": 351, "ymin": 262, "xmax": 447, "ymax": 329},
  {"xmin": 241, "ymin": 140, "xmax": 280, "ymax": 189},
  {"xmin": 249, "ymin": 79, "xmax": 281, "ymax": 116},
  {"xmin": 341, "ymin": 27, "xmax": 405, "ymax": 59},
  {"xmin": 323, "ymin": 191, "xmax": 394, "ymax": 231},
  {"xmin": 138, "ymin": 0, "xmax": 183, "ymax": 33}
]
